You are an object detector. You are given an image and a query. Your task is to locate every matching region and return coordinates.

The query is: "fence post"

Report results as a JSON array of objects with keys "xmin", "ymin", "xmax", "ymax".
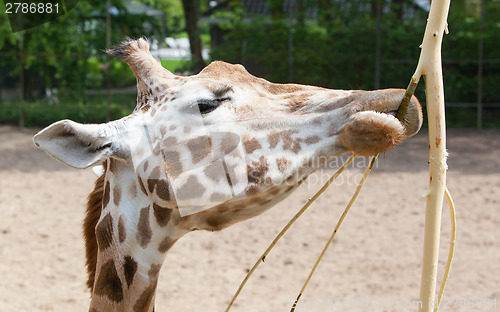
[
  {"xmin": 105, "ymin": 0, "xmax": 111, "ymax": 122},
  {"xmin": 18, "ymin": 18, "xmax": 24, "ymax": 128},
  {"xmin": 287, "ymin": 0, "xmax": 294, "ymax": 82},
  {"xmin": 476, "ymin": 0, "xmax": 484, "ymax": 130},
  {"xmin": 374, "ymin": 0, "xmax": 382, "ymax": 89}
]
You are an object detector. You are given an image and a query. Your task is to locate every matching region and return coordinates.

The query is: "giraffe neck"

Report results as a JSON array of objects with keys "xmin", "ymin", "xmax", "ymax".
[{"xmin": 89, "ymin": 159, "xmax": 188, "ymax": 312}]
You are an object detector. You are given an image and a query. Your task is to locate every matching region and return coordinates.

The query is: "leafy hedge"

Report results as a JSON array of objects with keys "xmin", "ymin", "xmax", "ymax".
[
  {"xmin": 211, "ymin": 0, "xmax": 500, "ymax": 114},
  {"xmin": 1, "ymin": 0, "xmax": 499, "ymax": 128}
]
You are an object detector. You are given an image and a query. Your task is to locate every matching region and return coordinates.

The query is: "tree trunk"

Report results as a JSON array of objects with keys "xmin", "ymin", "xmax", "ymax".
[
  {"xmin": 318, "ymin": 0, "xmax": 335, "ymax": 27},
  {"xmin": 269, "ymin": 0, "xmax": 285, "ymax": 20},
  {"xmin": 181, "ymin": 0, "xmax": 205, "ymax": 73}
]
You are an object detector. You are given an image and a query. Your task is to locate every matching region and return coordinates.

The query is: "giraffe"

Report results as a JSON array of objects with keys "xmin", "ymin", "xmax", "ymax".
[{"xmin": 33, "ymin": 38, "xmax": 422, "ymax": 312}]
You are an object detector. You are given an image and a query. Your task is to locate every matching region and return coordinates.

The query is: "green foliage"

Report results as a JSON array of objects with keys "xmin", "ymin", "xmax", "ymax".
[
  {"xmin": 0, "ymin": 93, "xmax": 136, "ymax": 127},
  {"xmin": 211, "ymin": 8, "xmax": 423, "ymax": 91},
  {"xmin": 0, "ymin": 0, "xmax": 166, "ymax": 100},
  {"xmin": 210, "ymin": 0, "xmax": 500, "ymax": 127},
  {"xmin": 1, "ymin": 0, "xmax": 499, "ymax": 128},
  {"xmin": 142, "ymin": 0, "xmax": 185, "ymax": 34}
]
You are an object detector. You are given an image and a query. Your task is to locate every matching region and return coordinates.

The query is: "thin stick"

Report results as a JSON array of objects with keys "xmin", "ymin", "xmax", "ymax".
[
  {"xmin": 397, "ymin": 76, "xmax": 421, "ymax": 121},
  {"xmin": 224, "ymin": 154, "xmax": 357, "ymax": 312},
  {"xmin": 434, "ymin": 187, "xmax": 456, "ymax": 311},
  {"xmin": 290, "ymin": 155, "xmax": 378, "ymax": 312}
]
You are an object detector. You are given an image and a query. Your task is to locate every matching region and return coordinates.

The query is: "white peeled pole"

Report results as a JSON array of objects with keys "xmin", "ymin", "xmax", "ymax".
[{"xmin": 400, "ymin": 0, "xmax": 452, "ymax": 311}]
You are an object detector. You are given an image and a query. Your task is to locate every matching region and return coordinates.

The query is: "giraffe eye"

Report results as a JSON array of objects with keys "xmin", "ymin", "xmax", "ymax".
[{"xmin": 197, "ymin": 97, "xmax": 230, "ymax": 115}]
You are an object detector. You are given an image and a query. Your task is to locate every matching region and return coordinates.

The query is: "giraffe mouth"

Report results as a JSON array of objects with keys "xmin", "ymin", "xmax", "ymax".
[
  {"xmin": 339, "ymin": 89, "xmax": 423, "ymax": 156},
  {"xmin": 384, "ymin": 99, "xmax": 422, "ymax": 138},
  {"xmin": 353, "ymin": 89, "xmax": 423, "ymax": 138},
  {"xmin": 382, "ymin": 110, "xmax": 398, "ymax": 117}
]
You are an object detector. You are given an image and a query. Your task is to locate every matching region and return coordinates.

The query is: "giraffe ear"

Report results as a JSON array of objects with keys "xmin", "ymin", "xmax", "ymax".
[
  {"xmin": 107, "ymin": 38, "xmax": 176, "ymax": 110},
  {"xmin": 33, "ymin": 120, "xmax": 120, "ymax": 169}
]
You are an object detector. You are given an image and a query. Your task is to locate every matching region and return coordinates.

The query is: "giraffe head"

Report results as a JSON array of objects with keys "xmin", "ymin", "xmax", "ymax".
[{"xmin": 33, "ymin": 38, "xmax": 422, "ymax": 312}]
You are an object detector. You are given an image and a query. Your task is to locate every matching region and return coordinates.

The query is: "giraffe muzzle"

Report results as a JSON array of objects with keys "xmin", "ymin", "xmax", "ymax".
[{"xmin": 339, "ymin": 89, "xmax": 423, "ymax": 156}]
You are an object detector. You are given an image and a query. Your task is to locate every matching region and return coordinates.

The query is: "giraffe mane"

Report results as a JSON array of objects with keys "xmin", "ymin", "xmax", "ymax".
[{"xmin": 83, "ymin": 161, "xmax": 107, "ymax": 291}]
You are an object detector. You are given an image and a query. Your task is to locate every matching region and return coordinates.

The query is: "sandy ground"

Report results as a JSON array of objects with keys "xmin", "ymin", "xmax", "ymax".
[{"xmin": 0, "ymin": 125, "xmax": 499, "ymax": 312}]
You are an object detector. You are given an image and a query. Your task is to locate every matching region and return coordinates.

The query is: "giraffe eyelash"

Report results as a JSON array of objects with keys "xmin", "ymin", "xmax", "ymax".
[{"xmin": 196, "ymin": 97, "xmax": 230, "ymax": 115}]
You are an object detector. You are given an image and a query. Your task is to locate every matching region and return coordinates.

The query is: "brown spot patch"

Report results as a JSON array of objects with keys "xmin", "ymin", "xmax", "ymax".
[
  {"xmin": 113, "ymin": 186, "xmax": 122, "ymax": 206},
  {"xmin": 176, "ymin": 175, "xmax": 206, "ymax": 201},
  {"xmin": 327, "ymin": 123, "xmax": 339, "ymax": 137},
  {"xmin": 155, "ymin": 179, "xmax": 171, "ymax": 201},
  {"xmin": 159, "ymin": 125, "xmax": 167, "ymax": 138},
  {"xmin": 95, "ymin": 213, "xmax": 114, "ymax": 250},
  {"xmin": 109, "ymin": 159, "xmax": 117, "ymax": 173},
  {"xmin": 163, "ymin": 136, "xmax": 178, "ymax": 146},
  {"xmin": 268, "ymin": 130, "xmax": 301, "ymax": 153},
  {"xmin": 312, "ymin": 117, "xmax": 323, "ymax": 125},
  {"xmin": 129, "ymin": 181, "xmax": 137, "ymax": 199},
  {"xmin": 245, "ymin": 185, "xmax": 259, "ymax": 196},
  {"xmin": 221, "ymin": 133, "xmax": 240, "ymax": 155},
  {"xmin": 137, "ymin": 176, "xmax": 148, "ymax": 195},
  {"xmin": 136, "ymin": 206, "xmax": 152, "ymax": 248},
  {"xmin": 141, "ymin": 104, "xmax": 151, "ymax": 113},
  {"xmin": 147, "ymin": 167, "xmax": 160, "ymax": 193},
  {"xmin": 123, "ymin": 256, "xmax": 138, "ymax": 288},
  {"xmin": 287, "ymin": 93, "xmax": 311, "ymax": 112},
  {"xmin": 148, "ymin": 264, "xmax": 162, "ymax": 279},
  {"xmin": 247, "ymin": 156, "xmax": 270, "ymax": 185},
  {"xmin": 232, "ymin": 204, "xmax": 246, "ymax": 211},
  {"xmin": 224, "ymin": 162, "xmax": 240, "ymax": 186},
  {"xmin": 158, "ymin": 236, "xmax": 176, "ymax": 253},
  {"xmin": 205, "ymin": 216, "xmax": 229, "ymax": 231},
  {"xmin": 163, "ymin": 150, "xmax": 183, "ymax": 178},
  {"xmin": 153, "ymin": 203, "xmax": 172, "ymax": 227},
  {"xmin": 210, "ymin": 192, "xmax": 230, "ymax": 202},
  {"xmin": 94, "ymin": 260, "xmax": 123, "ymax": 303},
  {"xmin": 286, "ymin": 185, "xmax": 296, "ymax": 192},
  {"xmin": 187, "ymin": 136, "xmax": 212, "ymax": 165},
  {"xmin": 304, "ymin": 136, "xmax": 321, "ymax": 145},
  {"xmin": 269, "ymin": 186, "xmax": 281, "ymax": 195},
  {"xmin": 256, "ymin": 197, "xmax": 272, "ymax": 205},
  {"xmin": 276, "ymin": 157, "xmax": 291, "ymax": 172},
  {"xmin": 118, "ymin": 215, "xmax": 126, "ymax": 243},
  {"xmin": 133, "ymin": 280, "xmax": 157, "ymax": 312},
  {"xmin": 204, "ymin": 162, "xmax": 226, "ymax": 183},
  {"xmin": 242, "ymin": 135, "xmax": 262, "ymax": 154},
  {"xmin": 152, "ymin": 144, "xmax": 160, "ymax": 156},
  {"xmin": 102, "ymin": 181, "xmax": 110, "ymax": 208}
]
